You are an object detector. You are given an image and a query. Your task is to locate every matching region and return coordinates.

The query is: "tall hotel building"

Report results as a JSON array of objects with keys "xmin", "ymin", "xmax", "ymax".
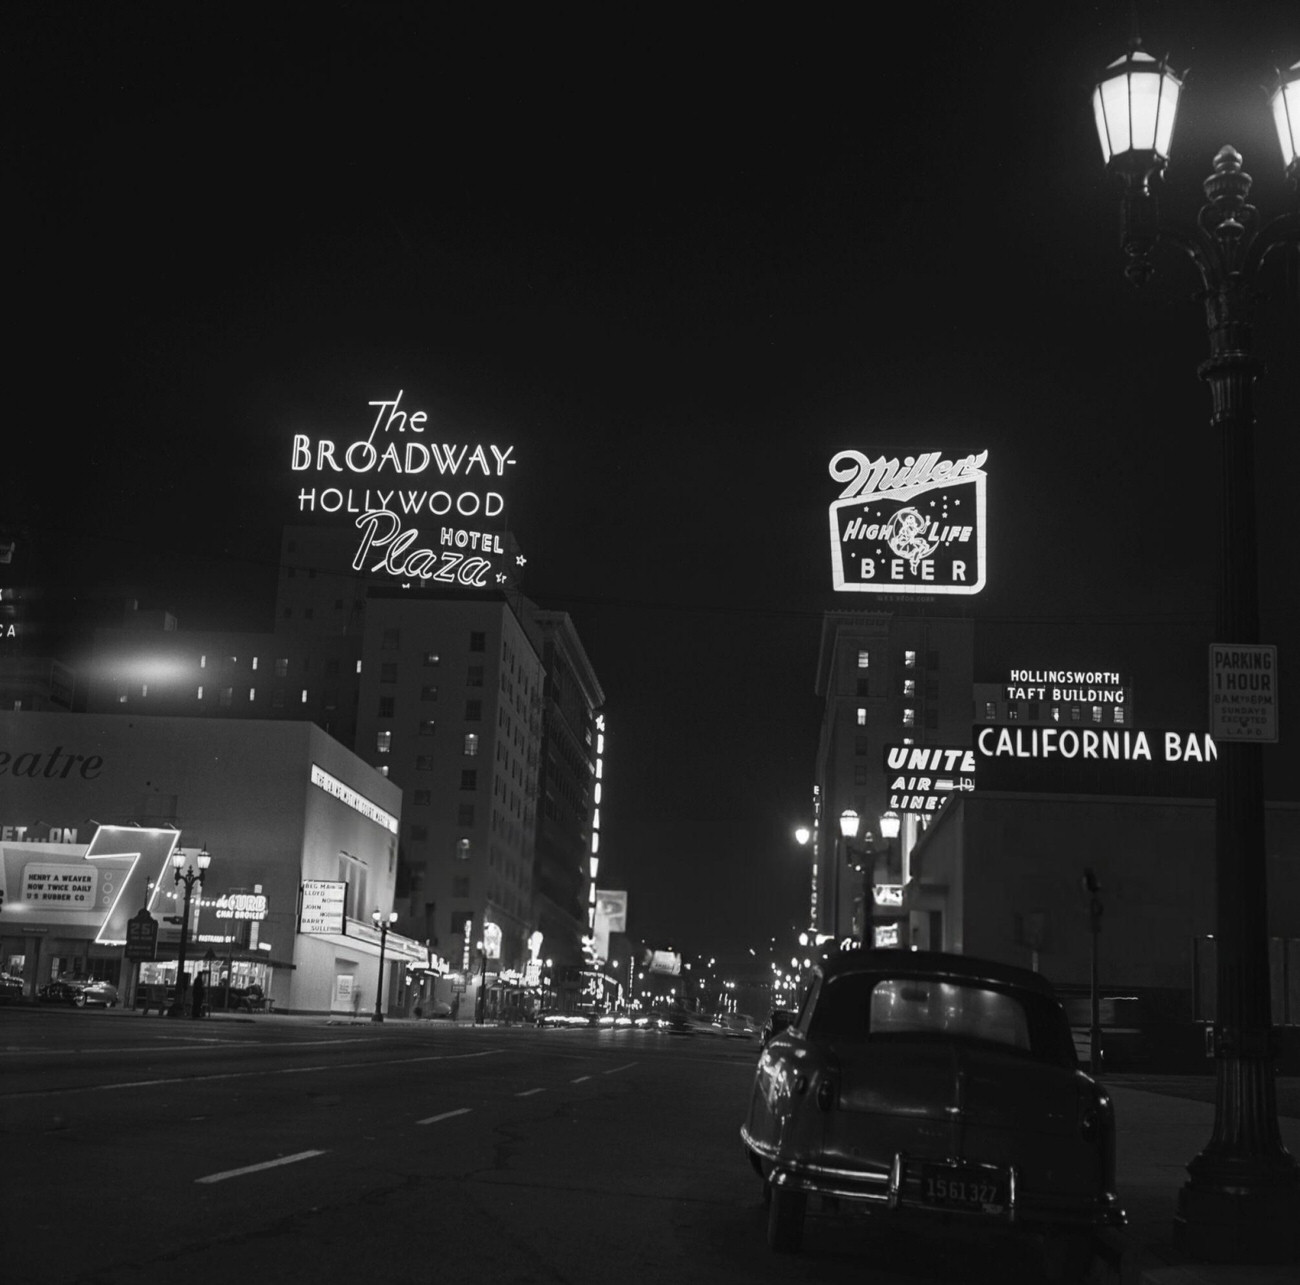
[
  {"xmin": 84, "ymin": 526, "xmax": 604, "ymax": 978},
  {"xmin": 812, "ymin": 612, "xmax": 974, "ymax": 945}
]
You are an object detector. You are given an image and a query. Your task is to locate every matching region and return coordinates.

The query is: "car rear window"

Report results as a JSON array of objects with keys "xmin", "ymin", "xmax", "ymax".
[
  {"xmin": 869, "ymin": 979, "xmax": 1030, "ymax": 1050},
  {"xmin": 807, "ymin": 973, "xmax": 1074, "ymax": 1064}
]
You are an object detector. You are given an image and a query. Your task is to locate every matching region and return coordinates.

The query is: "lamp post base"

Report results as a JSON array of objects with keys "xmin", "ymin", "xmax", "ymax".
[{"xmin": 1175, "ymin": 1181, "xmax": 1300, "ymax": 1263}]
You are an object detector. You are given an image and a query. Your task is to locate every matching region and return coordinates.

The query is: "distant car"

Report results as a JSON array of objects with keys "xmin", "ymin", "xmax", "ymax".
[
  {"xmin": 38, "ymin": 977, "xmax": 119, "ymax": 1007},
  {"xmin": 0, "ymin": 972, "xmax": 25, "ymax": 1000},
  {"xmin": 740, "ymin": 949, "xmax": 1124, "ymax": 1280},
  {"xmin": 711, "ymin": 1013, "xmax": 758, "ymax": 1039}
]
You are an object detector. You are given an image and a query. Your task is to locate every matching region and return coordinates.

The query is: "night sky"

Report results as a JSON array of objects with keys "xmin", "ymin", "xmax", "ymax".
[{"xmin": 7, "ymin": 2, "xmax": 1299, "ymax": 974}]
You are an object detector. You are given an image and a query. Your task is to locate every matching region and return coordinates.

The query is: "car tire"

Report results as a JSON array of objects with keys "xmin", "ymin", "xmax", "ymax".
[{"xmin": 767, "ymin": 1185, "xmax": 806, "ymax": 1253}]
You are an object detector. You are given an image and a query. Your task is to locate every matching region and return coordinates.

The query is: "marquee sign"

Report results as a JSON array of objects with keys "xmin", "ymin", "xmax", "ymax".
[
  {"xmin": 828, "ymin": 449, "xmax": 987, "ymax": 595},
  {"xmin": 290, "ymin": 390, "xmax": 521, "ymax": 589},
  {"xmin": 299, "ymin": 880, "xmax": 347, "ymax": 935}
]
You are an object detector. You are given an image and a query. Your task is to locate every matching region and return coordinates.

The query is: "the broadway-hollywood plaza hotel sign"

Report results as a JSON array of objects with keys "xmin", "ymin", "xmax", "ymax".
[
  {"xmin": 290, "ymin": 390, "xmax": 520, "ymax": 588},
  {"xmin": 828, "ymin": 447, "xmax": 988, "ymax": 594}
]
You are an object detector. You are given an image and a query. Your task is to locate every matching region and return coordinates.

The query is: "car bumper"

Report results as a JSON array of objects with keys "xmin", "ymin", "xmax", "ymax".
[{"xmin": 741, "ymin": 1127, "xmax": 1126, "ymax": 1230}]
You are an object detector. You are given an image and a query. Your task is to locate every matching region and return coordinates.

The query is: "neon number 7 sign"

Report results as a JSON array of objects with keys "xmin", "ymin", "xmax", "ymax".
[{"xmin": 86, "ymin": 824, "xmax": 181, "ymax": 946}]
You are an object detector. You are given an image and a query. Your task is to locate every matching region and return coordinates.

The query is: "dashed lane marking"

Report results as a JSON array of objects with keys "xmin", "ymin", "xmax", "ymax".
[
  {"xmin": 516, "ymin": 1087, "xmax": 546, "ymax": 1097},
  {"xmin": 196, "ymin": 1150, "xmax": 327, "ymax": 1184},
  {"xmin": 418, "ymin": 1107, "xmax": 473, "ymax": 1125}
]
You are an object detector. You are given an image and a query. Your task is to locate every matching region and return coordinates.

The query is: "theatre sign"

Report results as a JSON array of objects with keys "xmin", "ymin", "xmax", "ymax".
[
  {"xmin": 828, "ymin": 448, "xmax": 988, "ymax": 595},
  {"xmin": 290, "ymin": 390, "xmax": 520, "ymax": 589}
]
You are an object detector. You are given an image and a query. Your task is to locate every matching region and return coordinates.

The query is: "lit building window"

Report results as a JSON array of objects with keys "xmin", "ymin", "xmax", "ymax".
[
  {"xmin": 1114, "ymin": 707, "xmax": 1126, "ymax": 725},
  {"xmin": 1071, "ymin": 707, "xmax": 1082, "ymax": 722},
  {"xmin": 200, "ymin": 655, "xmax": 207, "ymax": 669},
  {"xmin": 984, "ymin": 702, "xmax": 997, "ymax": 720},
  {"xmin": 902, "ymin": 708, "xmax": 915, "ymax": 727},
  {"xmin": 903, "ymin": 679, "xmax": 916, "ymax": 696},
  {"xmin": 424, "ymin": 652, "xmax": 440, "ymax": 666},
  {"xmin": 904, "ymin": 650, "xmax": 917, "ymax": 667},
  {"xmin": 857, "ymin": 650, "xmax": 870, "ymax": 669},
  {"xmin": 902, "ymin": 737, "xmax": 914, "ymax": 746},
  {"xmin": 252, "ymin": 657, "xmax": 259, "ymax": 671},
  {"xmin": 1008, "ymin": 706, "xmax": 1019, "ymax": 720},
  {"xmin": 419, "ymin": 719, "xmax": 436, "ymax": 736},
  {"xmin": 377, "ymin": 765, "xmax": 389, "ymax": 778},
  {"xmin": 301, "ymin": 689, "xmax": 308, "ymax": 704},
  {"xmin": 856, "ymin": 708, "xmax": 866, "ymax": 726},
  {"xmin": 376, "ymin": 731, "xmax": 392, "ymax": 753},
  {"xmin": 248, "ymin": 688, "xmax": 255, "ymax": 701},
  {"xmin": 455, "ymin": 838, "xmax": 472, "ymax": 861},
  {"xmin": 356, "ymin": 660, "xmax": 363, "ymax": 674},
  {"xmin": 464, "ymin": 733, "xmax": 479, "ymax": 756},
  {"xmin": 1092, "ymin": 706, "xmax": 1103, "ymax": 723},
  {"xmin": 197, "ymin": 686, "xmax": 204, "ymax": 700},
  {"xmin": 1052, "ymin": 706, "xmax": 1061, "ymax": 722},
  {"xmin": 220, "ymin": 688, "xmax": 234, "ymax": 707},
  {"xmin": 275, "ymin": 658, "xmax": 289, "ymax": 677}
]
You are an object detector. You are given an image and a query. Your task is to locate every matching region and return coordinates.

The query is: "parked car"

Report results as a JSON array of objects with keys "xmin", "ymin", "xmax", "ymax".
[
  {"xmin": 740, "ymin": 949, "xmax": 1123, "ymax": 1280},
  {"xmin": 0, "ymin": 971, "xmax": 25, "ymax": 1000},
  {"xmin": 38, "ymin": 976, "xmax": 119, "ymax": 1007}
]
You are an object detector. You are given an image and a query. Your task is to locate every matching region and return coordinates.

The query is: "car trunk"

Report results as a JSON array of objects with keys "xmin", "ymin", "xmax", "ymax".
[{"xmin": 819, "ymin": 1037, "xmax": 1097, "ymax": 1195}]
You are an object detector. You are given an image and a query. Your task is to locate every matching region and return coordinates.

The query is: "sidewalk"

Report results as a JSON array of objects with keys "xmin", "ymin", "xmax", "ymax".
[{"xmin": 1102, "ymin": 1080, "xmax": 1300, "ymax": 1284}]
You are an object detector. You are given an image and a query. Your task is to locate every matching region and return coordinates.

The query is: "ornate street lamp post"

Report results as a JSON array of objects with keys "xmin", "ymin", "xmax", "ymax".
[
  {"xmin": 170, "ymin": 848, "xmax": 211, "ymax": 1017},
  {"xmin": 371, "ymin": 909, "xmax": 397, "ymax": 1023},
  {"xmin": 1093, "ymin": 41, "xmax": 1300, "ymax": 1262}
]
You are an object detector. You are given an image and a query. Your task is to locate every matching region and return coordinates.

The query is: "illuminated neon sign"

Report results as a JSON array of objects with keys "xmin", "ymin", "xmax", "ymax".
[
  {"xmin": 828, "ymin": 449, "xmax": 987, "ymax": 594},
  {"xmin": 290, "ymin": 391, "xmax": 520, "ymax": 588}
]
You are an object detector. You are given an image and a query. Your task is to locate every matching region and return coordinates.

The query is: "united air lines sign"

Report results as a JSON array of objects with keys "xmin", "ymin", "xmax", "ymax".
[{"xmin": 829, "ymin": 448, "xmax": 988, "ymax": 595}]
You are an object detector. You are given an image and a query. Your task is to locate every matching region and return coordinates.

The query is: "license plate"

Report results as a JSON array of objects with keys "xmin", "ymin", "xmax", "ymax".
[{"xmin": 918, "ymin": 1164, "xmax": 1006, "ymax": 1213}]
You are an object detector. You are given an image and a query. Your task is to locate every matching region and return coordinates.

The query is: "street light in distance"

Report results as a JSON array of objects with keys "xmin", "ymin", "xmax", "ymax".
[
  {"xmin": 169, "ymin": 848, "xmax": 210, "ymax": 1017},
  {"xmin": 371, "ymin": 909, "xmax": 397, "ymax": 1023}
]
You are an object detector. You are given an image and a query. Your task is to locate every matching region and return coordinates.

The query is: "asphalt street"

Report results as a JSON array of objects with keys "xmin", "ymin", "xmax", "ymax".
[{"xmin": 2, "ymin": 1007, "xmax": 1083, "ymax": 1285}]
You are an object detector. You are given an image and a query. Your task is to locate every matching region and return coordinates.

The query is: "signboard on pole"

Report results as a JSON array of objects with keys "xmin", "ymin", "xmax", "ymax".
[
  {"xmin": 125, "ymin": 909, "xmax": 158, "ymax": 961},
  {"xmin": 1209, "ymin": 644, "xmax": 1278, "ymax": 743}
]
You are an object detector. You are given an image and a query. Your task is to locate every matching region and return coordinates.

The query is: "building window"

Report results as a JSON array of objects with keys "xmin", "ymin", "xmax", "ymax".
[
  {"xmin": 1114, "ymin": 706, "xmax": 1126, "ymax": 725},
  {"xmin": 248, "ymin": 687, "xmax": 256, "ymax": 702},
  {"xmin": 301, "ymin": 689, "xmax": 308, "ymax": 704},
  {"xmin": 275, "ymin": 658, "xmax": 289, "ymax": 677},
  {"xmin": 409, "ymin": 824, "xmax": 428, "ymax": 842},
  {"xmin": 460, "ymin": 770, "xmax": 477, "ymax": 791},
  {"xmin": 903, "ymin": 679, "xmax": 916, "ymax": 696},
  {"xmin": 1052, "ymin": 706, "xmax": 1061, "ymax": 722},
  {"xmin": 424, "ymin": 651, "xmax": 440, "ymax": 667},
  {"xmin": 467, "ymin": 665, "xmax": 484, "ymax": 687},
  {"xmin": 856, "ymin": 708, "xmax": 866, "ymax": 727},
  {"xmin": 455, "ymin": 838, "xmax": 472, "ymax": 861},
  {"xmin": 902, "ymin": 736, "xmax": 914, "ymax": 746},
  {"xmin": 853, "ymin": 764, "xmax": 869, "ymax": 785},
  {"xmin": 200, "ymin": 655, "xmax": 207, "ymax": 669},
  {"xmin": 904, "ymin": 650, "xmax": 917, "ymax": 667},
  {"xmin": 464, "ymin": 733, "xmax": 479, "ymax": 756},
  {"xmin": 252, "ymin": 657, "xmax": 259, "ymax": 671},
  {"xmin": 419, "ymin": 719, "xmax": 436, "ymax": 736},
  {"xmin": 376, "ymin": 765, "xmax": 389, "ymax": 778},
  {"xmin": 984, "ymin": 701, "xmax": 997, "ymax": 720},
  {"xmin": 326, "ymin": 658, "xmax": 339, "ymax": 676},
  {"xmin": 1008, "ymin": 706, "xmax": 1019, "ymax": 720},
  {"xmin": 854, "ymin": 735, "xmax": 870, "ymax": 755},
  {"xmin": 857, "ymin": 650, "xmax": 870, "ymax": 669},
  {"xmin": 1071, "ymin": 707, "xmax": 1082, "ymax": 722},
  {"xmin": 379, "ymin": 696, "xmax": 394, "ymax": 717},
  {"xmin": 380, "ymin": 662, "xmax": 398, "ymax": 683},
  {"xmin": 416, "ymin": 755, "xmax": 435, "ymax": 771},
  {"xmin": 856, "ymin": 679, "xmax": 870, "ymax": 697},
  {"xmin": 272, "ymin": 690, "xmax": 285, "ymax": 709},
  {"xmin": 1092, "ymin": 705, "xmax": 1104, "ymax": 723},
  {"xmin": 902, "ymin": 708, "xmax": 915, "ymax": 727},
  {"xmin": 219, "ymin": 688, "xmax": 233, "ymax": 707},
  {"xmin": 458, "ymin": 803, "xmax": 475, "ymax": 826},
  {"xmin": 376, "ymin": 731, "xmax": 392, "ymax": 753},
  {"xmin": 470, "ymin": 631, "xmax": 486, "ymax": 652},
  {"xmin": 421, "ymin": 685, "xmax": 438, "ymax": 701},
  {"xmin": 382, "ymin": 628, "xmax": 401, "ymax": 650},
  {"xmin": 465, "ymin": 700, "xmax": 482, "ymax": 721},
  {"xmin": 197, "ymin": 686, "xmax": 204, "ymax": 700}
]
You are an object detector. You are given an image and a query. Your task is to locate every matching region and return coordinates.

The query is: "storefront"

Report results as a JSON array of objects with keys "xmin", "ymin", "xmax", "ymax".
[{"xmin": 0, "ymin": 711, "xmax": 425, "ymax": 1014}]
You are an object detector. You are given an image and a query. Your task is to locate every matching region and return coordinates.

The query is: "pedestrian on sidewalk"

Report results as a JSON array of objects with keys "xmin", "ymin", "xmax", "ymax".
[{"xmin": 191, "ymin": 973, "xmax": 206, "ymax": 1019}]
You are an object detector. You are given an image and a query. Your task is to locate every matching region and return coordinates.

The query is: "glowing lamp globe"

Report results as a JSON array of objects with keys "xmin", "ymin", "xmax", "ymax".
[
  {"xmin": 1093, "ymin": 47, "xmax": 1182, "ymax": 178},
  {"xmin": 839, "ymin": 809, "xmax": 861, "ymax": 839},
  {"xmin": 1272, "ymin": 61, "xmax": 1300, "ymax": 178},
  {"xmin": 879, "ymin": 810, "xmax": 902, "ymax": 840}
]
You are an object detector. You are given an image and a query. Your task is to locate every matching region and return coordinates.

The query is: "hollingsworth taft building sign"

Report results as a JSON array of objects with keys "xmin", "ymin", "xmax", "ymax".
[
  {"xmin": 828, "ymin": 448, "xmax": 988, "ymax": 595},
  {"xmin": 290, "ymin": 390, "xmax": 520, "ymax": 589}
]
